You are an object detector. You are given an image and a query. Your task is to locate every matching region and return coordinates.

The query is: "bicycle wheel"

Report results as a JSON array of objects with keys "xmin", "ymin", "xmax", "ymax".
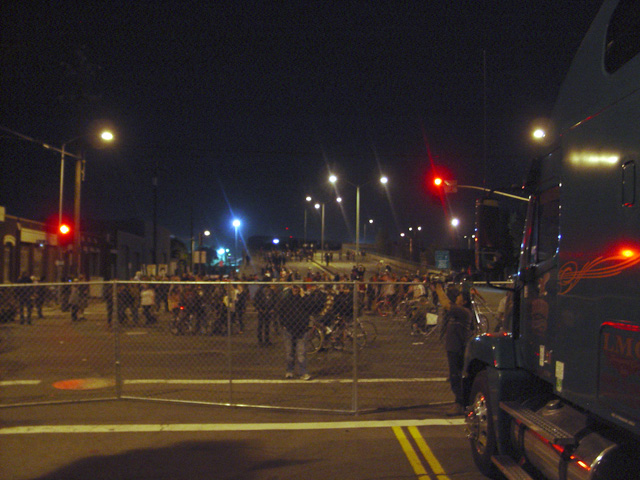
[
  {"xmin": 343, "ymin": 321, "xmax": 367, "ymax": 353},
  {"xmin": 395, "ymin": 300, "xmax": 408, "ymax": 318},
  {"xmin": 358, "ymin": 319, "xmax": 377, "ymax": 345},
  {"xmin": 376, "ymin": 300, "xmax": 392, "ymax": 317},
  {"xmin": 306, "ymin": 325, "xmax": 325, "ymax": 355}
]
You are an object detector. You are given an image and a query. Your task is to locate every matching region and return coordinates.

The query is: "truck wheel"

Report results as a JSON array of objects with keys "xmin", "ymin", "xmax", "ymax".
[{"xmin": 468, "ymin": 369, "xmax": 498, "ymax": 477}]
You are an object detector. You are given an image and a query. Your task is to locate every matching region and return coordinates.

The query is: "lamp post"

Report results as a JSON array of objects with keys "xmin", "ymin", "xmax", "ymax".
[
  {"xmin": 232, "ymin": 219, "xmax": 241, "ymax": 266},
  {"xmin": 61, "ymin": 130, "xmax": 114, "ymax": 278},
  {"xmin": 314, "ymin": 203, "xmax": 325, "ymax": 262},
  {"xmin": 307, "ymin": 195, "xmax": 341, "ymax": 262},
  {"xmin": 329, "ymin": 174, "xmax": 388, "ymax": 260},
  {"xmin": 363, "ymin": 219, "xmax": 373, "ymax": 243},
  {"xmin": 195, "ymin": 230, "xmax": 211, "ymax": 275},
  {"xmin": 304, "ymin": 196, "xmax": 312, "ymax": 246},
  {"xmin": 451, "ymin": 217, "xmax": 460, "ymax": 247}
]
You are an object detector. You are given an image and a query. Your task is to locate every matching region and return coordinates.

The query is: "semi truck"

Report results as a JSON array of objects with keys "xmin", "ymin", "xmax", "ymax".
[{"xmin": 465, "ymin": 1, "xmax": 640, "ymax": 479}]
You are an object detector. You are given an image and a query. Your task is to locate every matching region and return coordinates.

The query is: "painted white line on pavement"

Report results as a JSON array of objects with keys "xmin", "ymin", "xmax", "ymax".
[
  {"xmin": 0, "ymin": 380, "xmax": 41, "ymax": 386},
  {"xmin": 0, "ymin": 418, "xmax": 466, "ymax": 435},
  {"xmin": 125, "ymin": 377, "xmax": 448, "ymax": 385},
  {"xmin": 1, "ymin": 377, "xmax": 447, "ymax": 387}
]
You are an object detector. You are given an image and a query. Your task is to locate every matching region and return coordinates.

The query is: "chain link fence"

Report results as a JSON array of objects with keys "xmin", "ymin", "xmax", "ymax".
[{"xmin": 0, "ymin": 280, "xmax": 454, "ymax": 412}]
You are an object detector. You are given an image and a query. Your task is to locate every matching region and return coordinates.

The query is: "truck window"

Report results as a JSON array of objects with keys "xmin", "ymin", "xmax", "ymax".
[
  {"xmin": 605, "ymin": 0, "xmax": 640, "ymax": 73},
  {"xmin": 529, "ymin": 186, "xmax": 560, "ymax": 264}
]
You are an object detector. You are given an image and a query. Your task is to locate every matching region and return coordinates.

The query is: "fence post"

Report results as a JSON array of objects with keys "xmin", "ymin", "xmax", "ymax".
[
  {"xmin": 113, "ymin": 280, "xmax": 122, "ymax": 399},
  {"xmin": 352, "ymin": 280, "xmax": 359, "ymax": 413},
  {"xmin": 226, "ymin": 282, "xmax": 233, "ymax": 405}
]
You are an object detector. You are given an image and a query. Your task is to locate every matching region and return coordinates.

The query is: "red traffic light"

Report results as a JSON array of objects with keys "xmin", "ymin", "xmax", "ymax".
[
  {"xmin": 434, "ymin": 177, "xmax": 443, "ymax": 187},
  {"xmin": 58, "ymin": 223, "xmax": 73, "ymax": 246}
]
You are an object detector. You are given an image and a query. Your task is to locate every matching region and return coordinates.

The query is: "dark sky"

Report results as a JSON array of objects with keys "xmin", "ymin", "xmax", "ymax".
[{"xmin": 1, "ymin": 1, "xmax": 603, "ymax": 250}]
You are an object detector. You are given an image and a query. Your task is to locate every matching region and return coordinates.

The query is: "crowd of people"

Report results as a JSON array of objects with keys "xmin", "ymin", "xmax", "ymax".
[{"xmin": 4, "ymin": 253, "xmax": 485, "ymax": 412}]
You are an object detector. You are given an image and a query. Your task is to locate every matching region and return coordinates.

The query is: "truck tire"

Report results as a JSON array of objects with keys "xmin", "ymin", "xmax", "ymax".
[{"xmin": 468, "ymin": 369, "xmax": 498, "ymax": 478}]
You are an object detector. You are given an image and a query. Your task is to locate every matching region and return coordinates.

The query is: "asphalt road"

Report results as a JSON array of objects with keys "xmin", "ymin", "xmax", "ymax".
[{"xmin": 1, "ymin": 400, "xmax": 488, "ymax": 480}]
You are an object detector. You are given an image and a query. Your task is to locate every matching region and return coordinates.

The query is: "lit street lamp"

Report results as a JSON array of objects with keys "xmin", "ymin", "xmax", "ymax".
[
  {"xmin": 363, "ymin": 218, "xmax": 373, "ymax": 242},
  {"xmin": 232, "ymin": 219, "xmax": 241, "ymax": 265},
  {"xmin": 329, "ymin": 174, "xmax": 388, "ymax": 259},
  {"xmin": 67, "ymin": 130, "xmax": 115, "ymax": 277}
]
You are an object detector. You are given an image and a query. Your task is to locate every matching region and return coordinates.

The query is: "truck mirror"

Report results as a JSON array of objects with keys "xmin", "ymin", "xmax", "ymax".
[{"xmin": 475, "ymin": 198, "xmax": 502, "ymax": 272}]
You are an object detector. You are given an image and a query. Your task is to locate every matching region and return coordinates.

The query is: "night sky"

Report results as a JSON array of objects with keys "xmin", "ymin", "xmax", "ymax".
[{"xmin": 1, "ymin": 1, "xmax": 603, "ymax": 251}]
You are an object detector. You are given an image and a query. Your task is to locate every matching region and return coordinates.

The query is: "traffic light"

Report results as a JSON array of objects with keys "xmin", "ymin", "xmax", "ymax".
[
  {"xmin": 58, "ymin": 223, "xmax": 73, "ymax": 246},
  {"xmin": 432, "ymin": 177, "xmax": 458, "ymax": 193}
]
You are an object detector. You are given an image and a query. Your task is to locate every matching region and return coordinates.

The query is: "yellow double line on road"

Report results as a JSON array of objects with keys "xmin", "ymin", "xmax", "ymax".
[{"xmin": 393, "ymin": 426, "xmax": 449, "ymax": 480}]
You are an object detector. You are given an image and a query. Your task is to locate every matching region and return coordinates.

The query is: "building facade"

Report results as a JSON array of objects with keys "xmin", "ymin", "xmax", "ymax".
[{"xmin": 0, "ymin": 206, "xmax": 173, "ymax": 283}]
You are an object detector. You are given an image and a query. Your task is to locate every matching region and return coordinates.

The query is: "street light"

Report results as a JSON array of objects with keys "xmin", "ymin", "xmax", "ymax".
[
  {"xmin": 232, "ymin": 219, "xmax": 241, "ymax": 265},
  {"xmin": 0, "ymin": 124, "xmax": 114, "ymax": 279},
  {"xmin": 59, "ymin": 129, "xmax": 115, "ymax": 277},
  {"xmin": 329, "ymin": 174, "xmax": 388, "ymax": 259},
  {"xmin": 364, "ymin": 218, "xmax": 373, "ymax": 242},
  {"xmin": 307, "ymin": 195, "xmax": 341, "ymax": 262},
  {"xmin": 314, "ymin": 203, "xmax": 325, "ymax": 262},
  {"xmin": 59, "ymin": 129, "xmax": 115, "ymax": 229},
  {"xmin": 193, "ymin": 230, "xmax": 211, "ymax": 275}
]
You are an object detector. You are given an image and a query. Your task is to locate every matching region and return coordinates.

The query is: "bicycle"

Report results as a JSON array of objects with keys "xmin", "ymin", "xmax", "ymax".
[
  {"xmin": 407, "ymin": 297, "xmax": 438, "ymax": 338},
  {"xmin": 374, "ymin": 296, "xmax": 394, "ymax": 317},
  {"xmin": 307, "ymin": 315, "xmax": 369, "ymax": 355}
]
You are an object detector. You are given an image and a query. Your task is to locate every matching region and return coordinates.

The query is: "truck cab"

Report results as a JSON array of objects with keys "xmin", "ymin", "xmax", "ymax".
[{"xmin": 465, "ymin": 2, "xmax": 640, "ymax": 479}]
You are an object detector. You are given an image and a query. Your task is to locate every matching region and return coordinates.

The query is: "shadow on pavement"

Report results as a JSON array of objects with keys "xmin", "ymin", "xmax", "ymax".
[{"xmin": 30, "ymin": 439, "xmax": 316, "ymax": 480}]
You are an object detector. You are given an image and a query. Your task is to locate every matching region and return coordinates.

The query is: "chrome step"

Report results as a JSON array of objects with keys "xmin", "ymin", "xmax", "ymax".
[
  {"xmin": 492, "ymin": 455, "xmax": 534, "ymax": 480},
  {"xmin": 500, "ymin": 401, "xmax": 576, "ymax": 446}
]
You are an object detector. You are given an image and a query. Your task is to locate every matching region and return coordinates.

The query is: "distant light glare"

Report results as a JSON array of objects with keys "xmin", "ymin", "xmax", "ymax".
[
  {"xmin": 272, "ymin": 238, "xmax": 280, "ymax": 245},
  {"xmin": 380, "ymin": 176, "xmax": 388, "ymax": 184},
  {"xmin": 532, "ymin": 128, "xmax": 546, "ymax": 140},
  {"xmin": 232, "ymin": 219, "xmax": 241, "ymax": 228},
  {"xmin": 329, "ymin": 174, "xmax": 337, "ymax": 183},
  {"xmin": 100, "ymin": 130, "xmax": 114, "ymax": 142},
  {"xmin": 621, "ymin": 248, "xmax": 636, "ymax": 258},
  {"xmin": 570, "ymin": 151, "xmax": 620, "ymax": 166},
  {"xmin": 451, "ymin": 218, "xmax": 460, "ymax": 227}
]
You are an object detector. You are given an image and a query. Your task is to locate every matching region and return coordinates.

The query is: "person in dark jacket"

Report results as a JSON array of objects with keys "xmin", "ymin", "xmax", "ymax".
[
  {"xmin": 17, "ymin": 272, "xmax": 33, "ymax": 324},
  {"xmin": 254, "ymin": 280, "xmax": 277, "ymax": 346},
  {"xmin": 435, "ymin": 283, "xmax": 473, "ymax": 416},
  {"xmin": 277, "ymin": 284, "xmax": 322, "ymax": 380}
]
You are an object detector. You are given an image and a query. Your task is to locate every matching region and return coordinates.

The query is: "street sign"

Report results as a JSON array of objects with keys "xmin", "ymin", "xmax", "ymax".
[{"xmin": 435, "ymin": 250, "xmax": 450, "ymax": 270}]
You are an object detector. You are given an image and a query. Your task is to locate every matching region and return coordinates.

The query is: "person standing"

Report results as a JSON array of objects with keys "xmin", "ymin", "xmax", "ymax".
[
  {"xmin": 68, "ymin": 280, "xmax": 81, "ymax": 323},
  {"xmin": 435, "ymin": 282, "xmax": 473, "ymax": 416},
  {"xmin": 34, "ymin": 276, "xmax": 46, "ymax": 319},
  {"xmin": 17, "ymin": 272, "xmax": 33, "ymax": 324},
  {"xmin": 254, "ymin": 279, "xmax": 276, "ymax": 346},
  {"xmin": 277, "ymin": 284, "xmax": 321, "ymax": 380},
  {"xmin": 141, "ymin": 284, "xmax": 157, "ymax": 325}
]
